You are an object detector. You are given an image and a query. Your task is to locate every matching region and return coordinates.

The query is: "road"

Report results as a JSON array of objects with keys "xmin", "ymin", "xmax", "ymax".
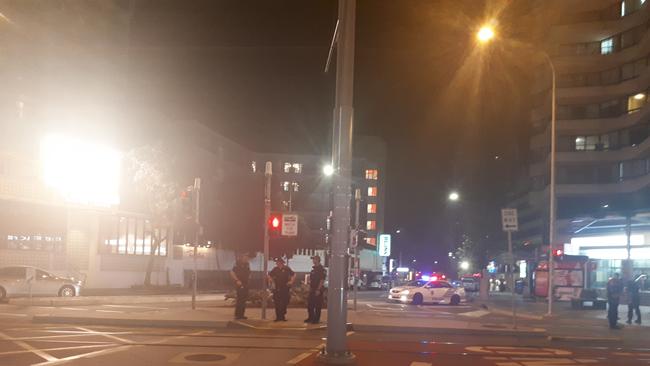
[{"xmin": 0, "ymin": 292, "xmax": 648, "ymax": 365}]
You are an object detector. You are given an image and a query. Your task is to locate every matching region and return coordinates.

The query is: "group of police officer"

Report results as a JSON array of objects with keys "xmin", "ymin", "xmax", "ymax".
[{"xmin": 229, "ymin": 253, "xmax": 327, "ymax": 323}]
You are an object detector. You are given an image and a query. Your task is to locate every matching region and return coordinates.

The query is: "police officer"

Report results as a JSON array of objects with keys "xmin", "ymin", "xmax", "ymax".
[
  {"xmin": 230, "ymin": 253, "xmax": 250, "ymax": 320},
  {"xmin": 627, "ymin": 274, "xmax": 646, "ymax": 325},
  {"xmin": 607, "ymin": 273, "xmax": 624, "ymax": 329},
  {"xmin": 268, "ymin": 258, "xmax": 295, "ymax": 321},
  {"xmin": 305, "ymin": 255, "xmax": 326, "ymax": 324}
]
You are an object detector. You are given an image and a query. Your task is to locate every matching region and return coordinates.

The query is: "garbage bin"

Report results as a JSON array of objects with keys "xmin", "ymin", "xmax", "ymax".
[{"xmin": 515, "ymin": 279, "xmax": 525, "ymax": 294}]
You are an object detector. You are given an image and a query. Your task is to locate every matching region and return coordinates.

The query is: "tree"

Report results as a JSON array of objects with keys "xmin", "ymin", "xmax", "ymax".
[
  {"xmin": 455, "ymin": 234, "xmax": 480, "ymax": 274},
  {"xmin": 127, "ymin": 143, "xmax": 178, "ymax": 287}
]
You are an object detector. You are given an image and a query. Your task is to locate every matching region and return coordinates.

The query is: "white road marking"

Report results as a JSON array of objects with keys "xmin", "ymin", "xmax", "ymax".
[
  {"xmin": 287, "ymin": 352, "xmax": 312, "ymax": 364},
  {"xmin": 103, "ymin": 304, "xmax": 167, "ymax": 310},
  {"xmin": 75, "ymin": 327, "xmax": 134, "ymax": 344},
  {"xmin": 0, "ymin": 331, "xmax": 58, "ymax": 362},
  {"xmin": 409, "ymin": 362, "xmax": 432, "ymax": 366},
  {"xmin": 0, "ymin": 312, "xmax": 28, "ymax": 317},
  {"xmin": 32, "ymin": 345, "xmax": 132, "ymax": 366},
  {"xmin": 0, "ymin": 343, "xmax": 115, "ymax": 357},
  {"xmin": 95, "ymin": 310, "xmax": 124, "ymax": 314},
  {"xmin": 60, "ymin": 307, "xmax": 88, "ymax": 311}
]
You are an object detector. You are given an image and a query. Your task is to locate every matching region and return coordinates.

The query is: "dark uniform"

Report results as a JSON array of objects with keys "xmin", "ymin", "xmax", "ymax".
[
  {"xmin": 627, "ymin": 279, "xmax": 641, "ymax": 324},
  {"xmin": 269, "ymin": 265, "xmax": 294, "ymax": 321},
  {"xmin": 607, "ymin": 276, "xmax": 623, "ymax": 329},
  {"xmin": 231, "ymin": 260, "xmax": 250, "ymax": 319},
  {"xmin": 307, "ymin": 263, "xmax": 326, "ymax": 323}
]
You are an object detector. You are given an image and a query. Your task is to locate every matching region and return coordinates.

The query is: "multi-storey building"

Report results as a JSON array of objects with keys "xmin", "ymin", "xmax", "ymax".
[{"xmin": 514, "ymin": 0, "xmax": 650, "ymax": 285}]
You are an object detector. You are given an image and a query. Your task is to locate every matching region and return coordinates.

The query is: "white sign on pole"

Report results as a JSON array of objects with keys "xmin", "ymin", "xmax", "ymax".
[
  {"xmin": 501, "ymin": 208, "xmax": 518, "ymax": 232},
  {"xmin": 379, "ymin": 234, "xmax": 391, "ymax": 257},
  {"xmin": 281, "ymin": 214, "xmax": 298, "ymax": 236}
]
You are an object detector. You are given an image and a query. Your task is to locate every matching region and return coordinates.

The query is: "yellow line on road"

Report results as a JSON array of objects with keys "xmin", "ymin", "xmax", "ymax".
[{"xmin": 287, "ymin": 352, "xmax": 312, "ymax": 364}]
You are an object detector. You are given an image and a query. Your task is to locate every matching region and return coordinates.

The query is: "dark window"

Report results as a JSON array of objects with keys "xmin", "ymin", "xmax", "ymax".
[{"xmin": 0, "ymin": 267, "xmax": 26, "ymax": 279}]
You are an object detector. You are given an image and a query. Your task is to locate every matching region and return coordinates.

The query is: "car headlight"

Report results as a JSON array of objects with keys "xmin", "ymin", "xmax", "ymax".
[{"xmin": 400, "ymin": 290, "xmax": 409, "ymax": 295}]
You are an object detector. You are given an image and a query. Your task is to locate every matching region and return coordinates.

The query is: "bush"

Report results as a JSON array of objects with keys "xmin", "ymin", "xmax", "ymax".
[{"xmin": 225, "ymin": 285, "xmax": 327, "ymax": 307}]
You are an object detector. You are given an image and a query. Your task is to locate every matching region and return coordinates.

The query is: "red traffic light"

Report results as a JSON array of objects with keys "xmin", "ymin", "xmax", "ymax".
[
  {"xmin": 554, "ymin": 249, "xmax": 563, "ymax": 257},
  {"xmin": 271, "ymin": 216, "xmax": 280, "ymax": 228}
]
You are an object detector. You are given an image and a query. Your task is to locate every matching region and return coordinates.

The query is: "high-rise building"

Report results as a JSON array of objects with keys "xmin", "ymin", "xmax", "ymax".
[{"xmin": 514, "ymin": 0, "xmax": 650, "ymax": 285}]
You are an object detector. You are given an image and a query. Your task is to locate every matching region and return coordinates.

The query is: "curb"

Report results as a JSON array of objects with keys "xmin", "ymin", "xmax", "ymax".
[
  {"xmin": 32, "ymin": 315, "xmax": 230, "ymax": 329},
  {"xmin": 229, "ymin": 320, "xmax": 335, "ymax": 331},
  {"xmin": 546, "ymin": 335, "xmax": 622, "ymax": 343},
  {"xmin": 486, "ymin": 307, "xmax": 546, "ymax": 321},
  {"xmin": 11, "ymin": 294, "xmax": 225, "ymax": 307},
  {"xmin": 351, "ymin": 324, "xmax": 547, "ymax": 337}
]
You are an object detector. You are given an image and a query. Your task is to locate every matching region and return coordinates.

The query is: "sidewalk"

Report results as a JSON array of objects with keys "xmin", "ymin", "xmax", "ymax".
[
  {"xmin": 30, "ymin": 304, "xmax": 544, "ymax": 337},
  {"xmin": 9, "ymin": 293, "xmax": 227, "ymax": 306}
]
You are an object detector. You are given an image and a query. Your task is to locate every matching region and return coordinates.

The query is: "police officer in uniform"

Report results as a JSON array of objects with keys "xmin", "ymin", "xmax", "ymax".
[
  {"xmin": 305, "ymin": 255, "xmax": 326, "ymax": 324},
  {"xmin": 230, "ymin": 253, "xmax": 250, "ymax": 320},
  {"xmin": 607, "ymin": 273, "xmax": 624, "ymax": 329},
  {"xmin": 268, "ymin": 258, "xmax": 295, "ymax": 321}
]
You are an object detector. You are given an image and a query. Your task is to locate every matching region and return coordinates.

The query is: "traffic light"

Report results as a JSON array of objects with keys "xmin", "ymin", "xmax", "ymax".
[
  {"xmin": 269, "ymin": 213, "xmax": 282, "ymax": 237},
  {"xmin": 553, "ymin": 249, "xmax": 563, "ymax": 257},
  {"xmin": 179, "ymin": 188, "xmax": 195, "ymax": 221}
]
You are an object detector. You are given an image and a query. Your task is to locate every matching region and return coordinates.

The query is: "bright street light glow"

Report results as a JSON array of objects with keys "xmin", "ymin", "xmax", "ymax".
[
  {"xmin": 460, "ymin": 261, "xmax": 470, "ymax": 271},
  {"xmin": 477, "ymin": 25, "xmax": 495, "ymax": 43},
  {"xmin": 40, "ymin": 134, "xmax": 121, "ymax": 207},
  {"xmin": 323, "ymin": 164, "xmax": 335, "ymax": 176},
  {"xmin": 448, "ymin": 191, "xmax": 460, "ymax": 201}
]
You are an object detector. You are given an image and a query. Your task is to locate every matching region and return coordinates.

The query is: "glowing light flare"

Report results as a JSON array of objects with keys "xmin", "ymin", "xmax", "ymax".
[
  {"xmin": 323, "ymin": 164, "xmax": 335, "ymax": 176},
  {"xmin": 477, "ymin": 25, "xmax": 495, "ymax": 43},
  {"xmin": 448, "ymin": 191, "xmax": 460, "ymax": 201},
  {"xmin": 40, "ymin": 134, "xmax": 121, "ymax": 207},
  {"xmin": 460, "ymin": 261, "xmax": 470, "ymax": 271},
  {"xmin": 634, "ymin": 93, "xmax": 646, "ymax": 100}
]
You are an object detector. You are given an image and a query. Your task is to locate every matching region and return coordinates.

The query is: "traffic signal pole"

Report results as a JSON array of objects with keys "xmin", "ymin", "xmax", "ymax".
[
  {"xmin": 262, "ymin": 162, "xmax": 272, "ymax": 320},
  {"xmin": 353, "ymin": 189, "xmax": 361, "ymax": 312},
  {"xmin": 319, "ymin": 0, "xmax": 356, "ymax": 363},
  {"xmin": 192, "ymin": 177, "xmax": 201, "ymax": 310}
]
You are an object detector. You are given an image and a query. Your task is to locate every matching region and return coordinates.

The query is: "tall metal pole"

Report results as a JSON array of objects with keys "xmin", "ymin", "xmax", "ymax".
[
  {"xmin": 545, "ymin": 53, "xmax": 557, "ymax": 316},
  {"xmin": 192, "ymin": 178, "xmax": 201, "ymax": 310},
  {"xmin": 353, "ymin": 189, "xmax": 361, "ymax": 311},
  {"xmin": 262, "ymin": 162, "xmax": 272, "ymax": 320},
  {"xmin": 508, "ymin": 230, "xmax": 516, "ymax": 329},
  {"xmin": 320, "ymin": 0, "xmax": 356, "ymax": 363}
]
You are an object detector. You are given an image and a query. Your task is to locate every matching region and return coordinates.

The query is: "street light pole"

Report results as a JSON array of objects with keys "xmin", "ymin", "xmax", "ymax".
[
  {"xmin": 262, "ymin": 162, "xmax": 272, "ymax": 320},
  {"xmin": 353, "ymin": 188, "xmax": 361, "ymax": 311},
  {"xmin": 319, "ymin": 0, "xmax": 356, "ymax": 363},
  {"xmin": 544, "ymin": 53, "xmax": 557, "ymax": 317}
]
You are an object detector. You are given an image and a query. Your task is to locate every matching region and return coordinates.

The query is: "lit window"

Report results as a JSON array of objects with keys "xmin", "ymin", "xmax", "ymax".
[
  {"xmin": 601, "ymin": 38, "xmax": 614, "ymax": 55},
  {"xmin": 283, "ymin": 163, "xmax": 292, "ymax": 173},
  {"xmin": 575, "ymin": 136, "xmax": 585, "ymax": 150},
  {"xmin": 628, "ymin": 92, "xmax": 647, "ymax": 112},
  {"xmin": 292, "ymin": 182, "xmax": 300, "ymax": 192},
  {"xmin": 366, "ymin": 220, "xmax": 376, "ymax": 231},
  {"xmin": 367, "ymin": 203, "xmax": 377, "ymax": 214},
  {"xmin": 292, "ymin": 163, "xmax": 302, "ymax": 174},
  {"xmin": 365, "ymin": 169, "xmax": 378, "ymax": 180},
  {"xmin": 366, "ymin": 237, "xmax": 377, "ymax": 246},
  {"xmin": 282, "ymin": 181, "xmax": 290, "ymax": 191},
  {"xmin": 251, "ymin": 161, "xmax": 257, "ymax": 173},
  {"xmin": 368, "ymin": 187, "xmax": 377, "ymax": 197}
]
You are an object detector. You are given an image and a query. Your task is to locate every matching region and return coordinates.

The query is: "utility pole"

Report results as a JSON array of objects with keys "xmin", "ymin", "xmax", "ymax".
[
  {"xmin": 507, "ymin": 230, "xmax": 516, "ymax": 329},
  {"xmin": 546, "ymin": 53, "xmax": 557, "ymax": 316},
  {"xmin": 319, "ymin": 0, "xmax": 356, "ymax": 363},
  {"xmin": 262, "ymin": 162, "xmax": 272, "ymax": 320},
  {"xmin": 353, "ymin": 189, "xmax": 361, "ymax": 311},
  {"xmin": 191, "ymin": 177, "xmax": 201, "ymax": 310}
]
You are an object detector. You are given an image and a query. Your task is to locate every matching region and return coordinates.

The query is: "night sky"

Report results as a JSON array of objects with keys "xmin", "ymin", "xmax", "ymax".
[{"xmin": 126, "ymin": 0, "xmax": 535, "ymax": 270}]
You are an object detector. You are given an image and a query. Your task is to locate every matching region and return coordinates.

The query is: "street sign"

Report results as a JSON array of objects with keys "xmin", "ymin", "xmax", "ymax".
[
  {"xmin": 378, "ymin": 234, "xmax": 391, "ymax": 257},
  {"xmin": 501, "ymin": 208, "xmax": 518, "ymax": 232},
  {"xmin": 281, "ymin": 214, "xmax": 298, "ymax": 237}
]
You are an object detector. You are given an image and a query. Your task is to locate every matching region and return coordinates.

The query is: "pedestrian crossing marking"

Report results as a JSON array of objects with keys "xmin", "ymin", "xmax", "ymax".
[
  {"xmin": 459, "ymin": 310, "xmax": 490, "ymax": 318},
  {"xmin": 409, "ymin": 362, "xmax": 432, "ymax": 366}
]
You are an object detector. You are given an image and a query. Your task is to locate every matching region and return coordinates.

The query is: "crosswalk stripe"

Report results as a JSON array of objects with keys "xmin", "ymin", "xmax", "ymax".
[
  {"xmin": 459, "ymin": 310, "xmax": 490, "ymax": 318},
  {"xmin": 409, "ymin": 362, "xmax": 432, "ymax": 366},
  {"xmin": 287, "ymin": 352, "xmax": 312, "ymax": 364}
]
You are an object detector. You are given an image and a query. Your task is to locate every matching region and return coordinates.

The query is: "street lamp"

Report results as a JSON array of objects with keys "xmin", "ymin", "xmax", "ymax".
[
  {"xmin": 460, "ymin": 261, "xmax": 470, "ymax": 271},
  {"xmin": 322, "ymin": 164, "xmax": 335, "ymax": 176},
  {"xmin": 476, "ymin": 25, "xmax": 495, "ymax": 43},
  {"xmin": 476, "ymin": 23, "xmax": 557, "ymax": 316},
  {"xmin": 448, "ymin": 191, "xmax": 460, "ymax": 202}
]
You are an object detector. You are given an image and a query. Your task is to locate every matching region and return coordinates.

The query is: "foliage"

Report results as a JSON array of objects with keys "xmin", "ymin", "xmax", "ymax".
[{"xmin": 126, "ymin": 142, "xmax": 178, "ymax": 287}]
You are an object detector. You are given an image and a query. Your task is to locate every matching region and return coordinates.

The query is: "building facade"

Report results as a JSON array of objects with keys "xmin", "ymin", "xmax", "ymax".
[{"xmin": 514, "ymin": 0, "xmax": 650, "ymax": 285}]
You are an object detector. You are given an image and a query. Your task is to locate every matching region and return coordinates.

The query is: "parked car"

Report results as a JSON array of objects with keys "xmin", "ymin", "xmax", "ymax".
[
  {"xmin": 388, "ymin": 279, "xmax": 466, "ymax": 305},
  {"xmin": 461, "ymin": 276, "xmax": 480, "ymax": 292},
  {"xmin": 0, "ymin": 266, "xmax": 82, "ymax": 300}
]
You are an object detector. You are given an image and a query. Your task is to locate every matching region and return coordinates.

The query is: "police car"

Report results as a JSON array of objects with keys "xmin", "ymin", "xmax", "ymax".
[{"xmin": 388, "ymin": 279, "xmax": 465, "ymax": 305}]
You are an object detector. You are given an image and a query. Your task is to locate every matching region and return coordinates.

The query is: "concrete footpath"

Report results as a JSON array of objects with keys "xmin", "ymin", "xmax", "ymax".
[
  {"xmin": 9, "ymin": 293, "xmax": 227, "ymax": 306},
  {"xmin": 29, "ymin": 304, "xmax": 545, "ymax": 337}
]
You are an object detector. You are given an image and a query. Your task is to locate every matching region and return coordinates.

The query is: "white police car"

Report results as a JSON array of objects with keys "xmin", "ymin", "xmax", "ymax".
[{"xmin": 388, "ymin": 279, "xmax": 465, "ymax": 305}]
